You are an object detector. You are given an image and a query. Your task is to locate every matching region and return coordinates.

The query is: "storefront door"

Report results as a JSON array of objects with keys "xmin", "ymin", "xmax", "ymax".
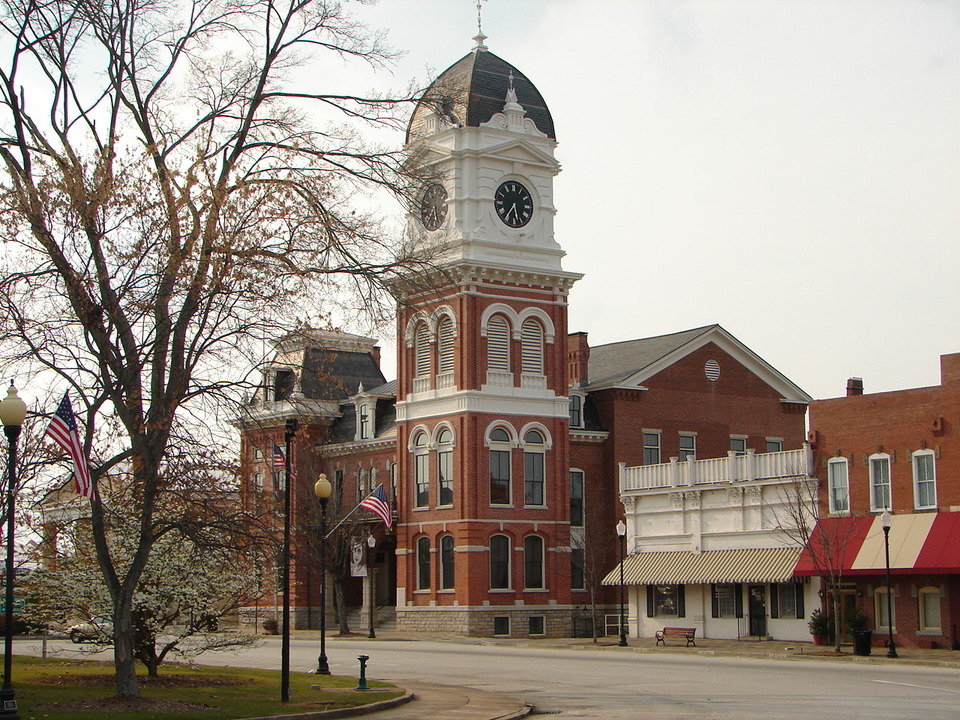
[{"xmin": 748, "ymin": 584, "xmax": 767, "ymax": 636}]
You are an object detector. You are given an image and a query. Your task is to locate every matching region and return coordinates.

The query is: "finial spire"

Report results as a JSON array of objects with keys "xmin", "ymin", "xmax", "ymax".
[{"xmin": 473, "ymin": 0, "xmax": 488, "ymax": 51}]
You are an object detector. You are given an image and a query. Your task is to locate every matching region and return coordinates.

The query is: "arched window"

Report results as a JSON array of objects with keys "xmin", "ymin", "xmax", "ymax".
[
  {"xmin": 416, "ymin": 536, "xmax": 431, "ymax": 590},
  {"xmin": 912, "ymin": 449, "xmax": 936, "ymax": 509},
  {"xmin": 413, "ymin": 432, "xmax": 429, "ymax": 508},
  {"xmin": 414, "ymin": 322, "xmax": 431, "ymax": 378},
  {"xmin": 523, "ymin": 430, "xmax": 545, "ymax": 506},
  {"xmin": 520, "ymin": 318, "xmax": 544, "ymax": 374},
  {"xmin": 489, "ymin": 427, "xmax": 512, "ymax": 505},
  {"xmin": 437, "ymin": 316, "xmax": 454, "ymax": 375},
  {"xmin": 869, "ymin": 453, "xmax": 891, "ymax": 512},
  {"xmin": 524, "ymin": 535, "xmax": 544, "ymax": 589},
  {"xmin": 486, "ymin": 315, "xmax": 511, "ymax": 372},
  {"xmin": 827, "ymin": 458, "xmax": 849, "ymax": 514},
  {"xmin": 490, "ymin": 535, "xmax": 511, "ymax": 589},
  {"xmin": 437, "ymin": 427, "xmax": 454, "ymax": 506},
  {"xmin": 440, "ymin": 535, "xmax": 455, "ymax": 590}
]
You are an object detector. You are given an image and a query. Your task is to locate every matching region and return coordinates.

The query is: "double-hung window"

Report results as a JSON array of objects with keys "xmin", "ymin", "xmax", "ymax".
[
  {"xmin": 643, "ymin": 432, "xmax": 661, "ymax": 465},
  {"xmin": 523, "ymin": 430, "xmax": 545, "ymax": 506},
  {"xmin": 437, "ymin": 428, "xmax": 454, "ymax": 506},
  {"xmin": 869, "ymin": 454, "xmax": 891, "ymax": 512},
  {"xmin": 439, "ymin": 535, "xmax": 455, "ymax": 590},
  {"xmin": 568, "ymin": 394, "xmax": 582, "ymax": 428},
  {"xmin": 730, "ymin": 436, "xmax": 747, "ymax": 456},
  {"xmin": 569, "ymin": 470, "xmax": 584, "ymax": 527},
  {"xmin": 828, "ymin": 458, "xmax": 849, "ymax": 513},
  {"xmin": 489, "ymin": 428, "xmax": 512, "ymax": 505},
  {"xmin": 913, "ymin": 450, "xmax": 936, "ymax": 510},
  {"xmin": 490, "ymin": 535, "xmax": 511, "ymax": 589},
  {"xmin": 524, "ymin": 536, "xmax": 544, "ymax": 590},
  {"xmin": 413, "ymin": 433, "xmax": 429, "ymax": 508},
  {"xmin": 416, "ymin": 536, "xmax": 431, "ymax": 590},
  {"xmin": 679, "ymin": 433, "xmax": 696, "ymax": 461}
]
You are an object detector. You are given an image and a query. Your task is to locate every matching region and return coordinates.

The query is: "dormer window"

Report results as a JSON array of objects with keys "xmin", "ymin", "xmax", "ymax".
[
  {"xmin": 273, "ymin": 370, "xmax": 294, "ymax": 401},
  {"xmin": 359, "ymin": 404, "xmax": 370, "ymax": 439}
]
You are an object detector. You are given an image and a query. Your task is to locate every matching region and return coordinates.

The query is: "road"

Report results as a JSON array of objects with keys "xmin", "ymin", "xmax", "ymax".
[{"xmin": 16, "ymin": 636, "xmax": 960, "ymax": 719}]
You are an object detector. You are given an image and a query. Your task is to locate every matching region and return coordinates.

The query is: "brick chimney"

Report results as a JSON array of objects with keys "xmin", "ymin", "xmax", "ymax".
[
  {"xmin": 846, "ymin": 377, "xmax": 863, "ymax": 396},
  {"xmin": 370, "ymin": 345, "xmax": 381, "ymax": 368},
  {"xmin": 567, "ymin": 332, "xmax": 590, "ymax": 386}
]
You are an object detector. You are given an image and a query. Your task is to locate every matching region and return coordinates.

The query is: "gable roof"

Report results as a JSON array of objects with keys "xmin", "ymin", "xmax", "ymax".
[{"xmin": 585, "ymin": 324, "xmax": 811, "ymax": 403}]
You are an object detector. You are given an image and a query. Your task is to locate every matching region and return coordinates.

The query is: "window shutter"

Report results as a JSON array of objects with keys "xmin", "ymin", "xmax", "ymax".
[
  {"xmin": 711, "ymin": 584, "xmax": 719, "ymax": 618},
  {"xmin": 415, "ymin": 323, "xmax": 431, "ymax": 377},
  {"xmin": 677, "ymin": 585, "xmax": 686, "ymax": 618},
  {"xmin": 734, "ymin": 583, "xmax": 743, "ymax": 618},
  {"xmin": 646, "ymin": 585, "xmax": 654, "ymax": 618},
  {"xmin": 770, "ymin": 584, "xmax": 780, "ymax": 619},
  {"xmin": 487, "ymin": 315, "xmax": 510, "ymax": 371},
  {"xmin": 520, "ymin": 319, "xmax": 544, "ymax": 373},
  {"xmin": 437, "ymin": 317, "xmax": 454, "ymax": 374},
  {"xmin": 795, "ymin": 583, "xmax": 805, "ymax": 618}
]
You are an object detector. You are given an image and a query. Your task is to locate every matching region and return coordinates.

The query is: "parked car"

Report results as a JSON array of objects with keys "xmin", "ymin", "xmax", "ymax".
[{"xmin": 68, "ymin": 615, "xmax": 113, "ymax": 643}]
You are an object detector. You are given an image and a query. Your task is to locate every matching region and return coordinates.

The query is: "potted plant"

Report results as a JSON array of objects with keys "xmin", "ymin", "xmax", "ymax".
[
  {"xmin": 847, "ymin": 609, "xmax": 872, "ymax": 656},
  {"xmin": 808, "ymin": 608, "xmax": 828, "ymax": 645}
]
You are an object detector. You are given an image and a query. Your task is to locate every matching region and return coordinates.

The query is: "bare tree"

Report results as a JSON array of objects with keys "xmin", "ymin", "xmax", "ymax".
[
  {"xmin": 0, "ymin": 0, "xmax": 436, "ymax": 698},
  {"xmin": 769, "ymin": 476, "xmax": 853, "ymax": 653},
  {"xmin": 568, "ymin": 532, "xmax": 613, "ymax": 643}
]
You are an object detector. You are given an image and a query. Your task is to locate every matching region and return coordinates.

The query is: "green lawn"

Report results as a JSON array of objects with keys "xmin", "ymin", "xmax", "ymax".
[{"xmin": 11, "ymin": 655, "xmax": 404, "ymax": 719}]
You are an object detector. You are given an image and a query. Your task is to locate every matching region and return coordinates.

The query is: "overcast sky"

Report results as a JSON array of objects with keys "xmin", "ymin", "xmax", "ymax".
[{"xmin": 342, "ymin": 0, "xmax": 959, "ymax": 400}]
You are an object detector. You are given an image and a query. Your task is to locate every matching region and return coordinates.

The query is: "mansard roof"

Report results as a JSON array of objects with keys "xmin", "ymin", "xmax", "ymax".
[
  {"xmin": 301, "ymin": 347, "xmax": 386, "ymax": 401},
  {"xmin": 406, "ymin": 47, "xmax": 555, "ymax": 143}
]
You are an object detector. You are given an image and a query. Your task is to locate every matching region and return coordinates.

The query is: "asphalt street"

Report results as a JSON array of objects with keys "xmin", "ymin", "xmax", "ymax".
[{"xmin": 16, "ymin": 636, "xmax": 960, "ymax": 719}]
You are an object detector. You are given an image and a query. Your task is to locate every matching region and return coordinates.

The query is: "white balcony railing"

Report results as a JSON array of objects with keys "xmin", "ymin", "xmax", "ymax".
[
  {"xmin": 435, "ymin": 372, "xmax": 455, "ymax": 390},
  {"xmin": 485, "ymin": 370, "xmax": 514, "ymax": 387},
  {"xmin": 520, "ymin": 372, "xmax": 547, "ymax": 390},
  {"xmin": 620, "ymin": 447, "xmax": 812, "ymax": 493},
  {"xmin": 412, "ymin": 376, "xmax": 431, "ymax": 393}
]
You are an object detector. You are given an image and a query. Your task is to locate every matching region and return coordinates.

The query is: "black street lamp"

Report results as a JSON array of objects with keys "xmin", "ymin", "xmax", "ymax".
[
  {"xmin": 616, "ymin": 519, "xmax": 628, "ymax": 647},
  {"xmin": 280, "ymin": 417, "xmax": 297, "ymax": 703},
  {"xmin": 881, "ymin": 509, "xmax": 897, "ymax": 659},
  {"xmin": 366, "ymin": 533, "xmax": 376, "ymax": 639},
  {"xmin": 0, "ymin": 382, "xmax": 26, "ymax": 720},
  {"xmin": 314, "ymin": 474, "xmax": 332, "ymax": 674}
]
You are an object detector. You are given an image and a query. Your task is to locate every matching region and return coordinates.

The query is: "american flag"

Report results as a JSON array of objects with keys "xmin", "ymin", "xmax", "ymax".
[
  {"xmin": 45, "ymin": 392, "xmax": 95, "ymax": 500},
  {"xmin": 272, "ymin": 443, "xmax": 286, "ymax": 469},
  {"xmin": 360, "ymin": 484, "xmax": 392, "ymax": 529}
]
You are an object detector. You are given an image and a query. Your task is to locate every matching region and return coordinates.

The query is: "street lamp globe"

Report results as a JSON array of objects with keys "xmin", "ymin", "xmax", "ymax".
[
  {"xmin": 616, "ymin": 520, "xmax": 626, "ymax": 537},
  {"xmin": 0, "ymin": 383, "xmax": 26, "ymax": 430},
  {"xmin": 314, "ymin": 474, "xmax": 332, "ymax": 501}
]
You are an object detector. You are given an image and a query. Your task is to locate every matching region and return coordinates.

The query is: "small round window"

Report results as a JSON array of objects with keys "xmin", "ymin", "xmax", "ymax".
[{"xmin": 704, "ymin": 359, "xmax": 721, "ymax": 382}]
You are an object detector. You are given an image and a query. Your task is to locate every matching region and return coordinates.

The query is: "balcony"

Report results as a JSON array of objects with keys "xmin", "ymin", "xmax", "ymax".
[
  {"xmin": 485, "ymin": 370, "xmax": 514, "ymax": 387},
  {"xmin": 435, "ymin": 372, "xmax": 455, "ymax": 391},
  {"xmin": 620, "ymin": 447, "xmax": 813, "ymax": 492},
  {"xmin": 412, "ymin": 376, "xmax": 432, "ymax": 394}
]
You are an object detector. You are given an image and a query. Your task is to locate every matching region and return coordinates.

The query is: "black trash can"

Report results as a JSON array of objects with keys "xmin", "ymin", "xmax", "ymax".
[{"xmin": 852, "ymin": 629, "xmax": 872, "ymax": 656}]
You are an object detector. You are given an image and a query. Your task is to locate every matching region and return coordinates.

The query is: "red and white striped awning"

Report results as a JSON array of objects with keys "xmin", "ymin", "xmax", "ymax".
[{"xmin": 794, "ymin": 511, "xmax": 960, "ymax": 576}]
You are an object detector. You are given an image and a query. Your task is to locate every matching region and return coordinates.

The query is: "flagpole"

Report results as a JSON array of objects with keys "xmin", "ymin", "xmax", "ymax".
[{"xmin": 323, "ymin": 498, "xmax": 367, "ymax": 540}]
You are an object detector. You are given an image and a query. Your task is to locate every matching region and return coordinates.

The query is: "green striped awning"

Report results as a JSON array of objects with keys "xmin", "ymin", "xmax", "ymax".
[{"xmin": 601, "ymin": 547, "xmax": 802, "ymax": 586}]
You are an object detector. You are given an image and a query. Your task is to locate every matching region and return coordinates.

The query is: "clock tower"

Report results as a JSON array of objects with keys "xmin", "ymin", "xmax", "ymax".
[{"xmin": 393, "ymin": 34, "xmax": 583, "ymax": 636}]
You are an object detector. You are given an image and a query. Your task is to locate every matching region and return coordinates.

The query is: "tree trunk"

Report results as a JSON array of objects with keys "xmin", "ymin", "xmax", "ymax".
[
  {"xmin": 832, "ymin": 592, "xmax": 842, "ymax": 654},
  {"xmin": 333, "ymin": 577, "xmax": 350, "ymax": 634},
  {"xmin": 112, "ymin": 624, "xmax": 140, "ymax": 697}
]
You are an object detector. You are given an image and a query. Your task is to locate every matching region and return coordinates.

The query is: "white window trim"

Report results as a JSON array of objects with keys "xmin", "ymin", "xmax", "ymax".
[
  {"xmin": 521, "ymin": 430, "xmax": 547, "ymax": 508},
  {"xmin": 523, "ymin": 535, "xmax": 546, "ymax": 591},
  {"xmin": 679, "ymin": 432, "xmax": 697, "ymax": 460},
  {"xmin": 642, "ymin": 430, "xmax": 661, "ymax": 465},
  {"xmin": 827, "ymin": 457, "xmax": 850, "ymax": 514},
  {"xmin": 868, "ymin": 453, "xmax": 892, "ymax": 513},
  {"xmin": 912, "ymin": 449, "xmax": 937, "ymax": 510}
]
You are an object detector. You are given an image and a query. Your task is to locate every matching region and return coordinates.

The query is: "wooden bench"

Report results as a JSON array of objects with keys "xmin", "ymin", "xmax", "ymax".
[{"xmin": 655, "ymin": 627, "xmax": 697, "ymax": 647}]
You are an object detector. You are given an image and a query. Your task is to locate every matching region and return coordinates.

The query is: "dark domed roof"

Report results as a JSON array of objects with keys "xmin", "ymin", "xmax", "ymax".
[{"xmin": 406, "ymin": 48, "xmax": 555, "ymax": 144}]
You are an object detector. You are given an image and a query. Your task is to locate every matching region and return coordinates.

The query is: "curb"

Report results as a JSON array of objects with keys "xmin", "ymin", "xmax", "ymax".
[{"xmin": 238, "ymin": 689, "xmax": 414, "ymax": 720}]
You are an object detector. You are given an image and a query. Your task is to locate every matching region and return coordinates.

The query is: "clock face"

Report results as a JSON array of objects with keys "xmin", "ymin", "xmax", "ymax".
[
  {"xmin": 419, "ymin": 183, "xmax": 447, "ymax": 231},
  {"xmin": 494, "ymin": 180, "xmax": 534, "ymax": 228}
]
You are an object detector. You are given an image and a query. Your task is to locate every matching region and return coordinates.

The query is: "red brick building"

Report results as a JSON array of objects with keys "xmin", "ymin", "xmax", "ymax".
[
  {"xmin": 235, "ymin": 40, "xmax": 810, "ymax": 637},
  {"xmin": 800, "ymin": 353, "xmax": 960, "ymax": 648}
]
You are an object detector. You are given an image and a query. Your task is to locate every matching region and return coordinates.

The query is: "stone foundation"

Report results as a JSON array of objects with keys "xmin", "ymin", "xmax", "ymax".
[{"xmin": 396, "ymin": 606, "xmax": 598, "ymax": 638}]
